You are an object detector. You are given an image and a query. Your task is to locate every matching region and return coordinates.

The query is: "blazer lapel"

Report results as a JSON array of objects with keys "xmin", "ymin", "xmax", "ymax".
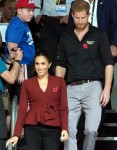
[{"xmin": 97, "ymin": 0, "xmax": 105, "ymax": 25}]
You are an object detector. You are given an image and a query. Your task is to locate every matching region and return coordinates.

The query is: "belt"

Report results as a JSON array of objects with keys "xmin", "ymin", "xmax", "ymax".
[
  {"xmin": 69, "ymin": 79, "xmax": 99, "ymax": 86},
  {"xmin": 43, "ymin": 15, "xmax": 64, "ymax": 20}
]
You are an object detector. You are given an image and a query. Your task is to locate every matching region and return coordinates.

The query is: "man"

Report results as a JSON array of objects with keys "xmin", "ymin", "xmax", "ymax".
[
  {"xmin": 68, "ymin": 0, "xmax": 117, "ymax": 62},
  {"xmin": 56, "ymin": 1, "xmax": 114, "ymax": 150},
  {"xmin": 68, "ymin": 0, "xmax": 117, "ymax": 136},
  {"xmin": 0, "ymin": 49, "xmax": 23, "ymax": 150},
  {"xmin": 0, "ymin": 0, "xmax": 16, "ymax": 23},
  {"xmin": 33, "ymin": 0, "xmax": 74, "ymax": 65}
]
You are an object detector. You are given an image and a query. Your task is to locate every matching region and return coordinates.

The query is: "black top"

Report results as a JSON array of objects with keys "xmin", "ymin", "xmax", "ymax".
[{"xmin": 57, "ymin": 24, "xmax": 114, "ymax": 83}]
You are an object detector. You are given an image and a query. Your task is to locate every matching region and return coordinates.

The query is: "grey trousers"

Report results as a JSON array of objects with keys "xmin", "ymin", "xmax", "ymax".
[{"xmin": 64, "ymin": 81, "xmax": 102, "ymax": 150}]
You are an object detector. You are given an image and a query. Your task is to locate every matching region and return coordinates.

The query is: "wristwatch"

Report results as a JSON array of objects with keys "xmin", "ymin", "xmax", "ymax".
[
  {"xmin": 14, "ymin": 60, "xmax": 21, "ymax": 66},
  {"xmin": 5, "ymin": 61, "xmax": 12, "ymax": 65}
]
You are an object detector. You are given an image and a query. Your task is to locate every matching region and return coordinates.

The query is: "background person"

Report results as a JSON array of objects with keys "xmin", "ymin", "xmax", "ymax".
[
  {"xmin": 33, "ymin": 0, "xmax": 74, "ymax": 67},
  {"xmin": 0, "ymin": 48, "xmax": 23, "ymax": 150},
  {"xmin": 0, "ymin": 0, "xmax": 16, "ymax": 131},
  {"xmin": 0, "ymin": 0, "xmax": 16, "ymax": 23}
]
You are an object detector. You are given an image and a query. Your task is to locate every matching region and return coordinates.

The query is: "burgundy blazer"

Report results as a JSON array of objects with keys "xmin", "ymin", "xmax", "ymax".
[{"xmin": 14, "ymin": 75, "xmax": 68, "ymax": 137}]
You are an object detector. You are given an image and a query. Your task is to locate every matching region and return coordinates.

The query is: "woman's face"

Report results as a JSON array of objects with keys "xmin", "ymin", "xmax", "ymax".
[{"xmin": 35, "ymin": 56, "xmax": 51, "ymax": 77}]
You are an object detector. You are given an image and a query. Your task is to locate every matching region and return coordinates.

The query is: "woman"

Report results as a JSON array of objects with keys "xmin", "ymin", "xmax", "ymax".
[{"xmin": 6, "ymin": 50, "xmax": 68, "ymax": 150}]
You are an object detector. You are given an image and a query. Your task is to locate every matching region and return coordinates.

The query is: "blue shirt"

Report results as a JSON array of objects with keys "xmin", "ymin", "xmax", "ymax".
[
  {"xmin": 0, "ymin": 57, "xmax": 7, "ymax": 92},
  {"xmin": 5, "ymin": 16, "xmax": 35, "ymax": 65}
]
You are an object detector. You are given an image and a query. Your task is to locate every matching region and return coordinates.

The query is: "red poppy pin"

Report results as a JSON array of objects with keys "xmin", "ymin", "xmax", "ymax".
[
  {"xmin": 53, "ymin": 87, "xmax": 58, "ymax": 93},
  {"xmin": 83, "ymin": 43, "xmax": 88, "ymax": 49}
]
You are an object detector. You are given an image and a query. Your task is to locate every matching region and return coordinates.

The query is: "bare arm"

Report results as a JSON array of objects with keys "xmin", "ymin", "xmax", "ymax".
[
  {"xmin": 104, "ymin": 65, "xmax": 114, "ymax": 90},
  {"xmin": 1, "ymin": 62, "xmax": 20, "ymax": 84},
  {"xmin": 100, "ymin": 65, "xmax": 114, "ymax": 107},
  {"xmin": 55, "ymin": 66, "xmax": 66, "ymax": 78},
  {"xmin": 0, "ymin": 49, "xmax": 23, "ymax": 84}
]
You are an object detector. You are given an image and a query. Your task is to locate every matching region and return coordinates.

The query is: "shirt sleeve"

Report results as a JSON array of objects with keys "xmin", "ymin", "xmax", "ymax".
[
  {"xmin": 99, "ymin": 31, "xmax": 114, "ymax": 66},
  {"xmin": 59, "ymin": 78, "xmax": 68, "ymax": 131},
  {"xmin": 65, "ymin": 0, "xmax": 74, "ymax": 15},
  {"xmin": 0, "ymin": 58, "xmax": 7, "ymax": 74},
  {"xmin": 6, "ymin": 24, "xmax": 24, "ymax": 44},
  {"xmin": 57, "ymin": 34, "xmax": 67, "ymax": 68},
  {"xmin": 34, "ymin": 0, "xmax": 42, "ymax": 16}
]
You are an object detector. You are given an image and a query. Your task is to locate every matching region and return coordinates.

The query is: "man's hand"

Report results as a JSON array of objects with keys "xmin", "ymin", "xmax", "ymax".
[
  {"xmin": 100, "ymin": 89, "xmax": 110, "ymax": 107},
  {"xmin": 110, "ymin": 45, "xmax": 117, "ymax": 57},
  {"xmin": 59, "ymin": 15, "xmax": 69, "ymax": 24}
]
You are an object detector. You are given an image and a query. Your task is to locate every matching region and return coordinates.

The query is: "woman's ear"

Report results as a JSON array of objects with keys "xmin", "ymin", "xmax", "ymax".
[{"xmin": 49, "ymin": 62, "xmax": 52, "ymax": 68}]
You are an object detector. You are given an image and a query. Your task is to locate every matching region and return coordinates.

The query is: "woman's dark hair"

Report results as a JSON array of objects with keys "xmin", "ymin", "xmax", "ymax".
[
  {"xmin": 29, "ymin": 50, "xmax": 55, "ymax": 78},
  {"xmin": 36, "ymin": 50, "xmax": 52, "ymax": 63}
]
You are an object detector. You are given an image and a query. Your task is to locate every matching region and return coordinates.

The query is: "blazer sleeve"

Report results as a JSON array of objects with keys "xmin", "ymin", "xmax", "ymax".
[
  {"xmin": 109, "ymin": 0, "xmax": 117, "ymax": 46},
  {"xmin": 13, "ymin": 81, "xmax": 29, "ymax": 137}
]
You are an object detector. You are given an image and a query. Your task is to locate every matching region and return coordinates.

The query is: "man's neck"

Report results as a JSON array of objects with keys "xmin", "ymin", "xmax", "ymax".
[{"xmin": 75, "ymin": 24, "xmax": 89, "ymax": 41}]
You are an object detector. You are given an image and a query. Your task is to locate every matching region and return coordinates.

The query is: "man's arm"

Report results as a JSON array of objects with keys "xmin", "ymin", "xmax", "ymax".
[
  {"xmin": 100, "ymin": 65, "xmax": 114, "ymax": 107},
  {"xmin": 55, "ymin": 66, "xmax": 66, "ymax": 78},
  {"xmin": 1, "ymin": 62, "xmax": 20, "ymax": 84},
  {"xmin": 0, "ymin": 49, "xmax": 23, "ymax": 84}
]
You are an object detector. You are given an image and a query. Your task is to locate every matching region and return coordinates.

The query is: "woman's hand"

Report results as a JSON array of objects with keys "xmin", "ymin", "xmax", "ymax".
[
  {"xmin": 6, "ymin": 136, "xmax": 19, "ymax": 147},
  {"xmin": 60, "ymin": 130, "xmax": 68, "ymax": 142}
]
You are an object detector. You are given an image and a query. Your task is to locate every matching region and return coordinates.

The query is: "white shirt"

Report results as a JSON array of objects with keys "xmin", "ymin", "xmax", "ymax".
[
  {"xmin": 88, "ymin": 0, "xmax": 98, "ymax": 27},
  {"xmin": 34, "ymin": 0, "xmax": 74, "ymax": 17}
]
